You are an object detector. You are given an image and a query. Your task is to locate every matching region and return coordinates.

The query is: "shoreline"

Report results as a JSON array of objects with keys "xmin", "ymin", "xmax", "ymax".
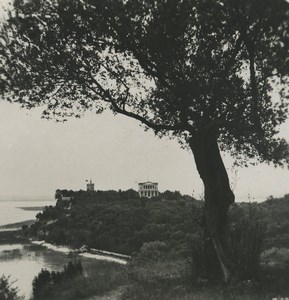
[
  {"xmin": 31, "ymin": 240, "xmax": 129, "ymax": 265},
  {"xmin": 0, "ymin": 224, "xmax": 130, "ymax": 265},
  {"xmin": 0, "ymin": 219, "xmax": 36, "ymax": 231},
  {"xmin": 17, "ymin": 206, "xmax": 46, "ymax": 211}
]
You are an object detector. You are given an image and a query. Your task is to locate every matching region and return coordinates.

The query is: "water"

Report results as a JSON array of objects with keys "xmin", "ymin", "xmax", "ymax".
[
  {"xmin": 0, "ymin": 200, "xmax": 127, "ymax": 299},
  {"xmin": 0, "ymin": 243, "xmax": 97, "ymax": 299},
  {"xmin": 0, "ymin": 243, "xmax": 68, "ymax": 299},
  {"xmin": 0, "ymin": 200, "xmax": 56, "ymax": 227},
  {"xmin": 0, "ymin": 199, "xmax": 60, "ymax": 299}
]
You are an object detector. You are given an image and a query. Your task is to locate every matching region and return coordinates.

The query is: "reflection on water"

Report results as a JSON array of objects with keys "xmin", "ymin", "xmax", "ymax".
[
  {"xmin": 0, "ymin": 243, "xmax": 91, "ymax": 299},
  {"xmin": 0, "ymin": 244, "xmax": 23, "ymax": 252}
]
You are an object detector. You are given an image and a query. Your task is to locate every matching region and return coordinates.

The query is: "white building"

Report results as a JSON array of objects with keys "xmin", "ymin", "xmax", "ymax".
[{"xmin": 138, "ymin": 181, "xmax": 159, "ymax": 198}]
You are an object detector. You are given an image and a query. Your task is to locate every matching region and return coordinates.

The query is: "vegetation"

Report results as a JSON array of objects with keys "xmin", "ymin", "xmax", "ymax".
[
  {"xmin": 0, "ymin": 230, "xmax": 28, "ymax": 245},
  {"xmin": 260, "ymin": 194, "xmax": 289, "ymax": 249},
  {"xmin": 1, "ymin": 0, "xmax": 288, "ymax": 281},
  {"xmin": 0, "ymin": 276, "xmax": 23, "ymax": 300},
  {"xmin": 25, "ymin": 190, "xmax": 289, "ymax": 299},
  {"xmin": 31, "ymin": 190, "xmax": 289, "ymax": 255},
  {"xmin": 28, "ymin": 192, "xmax": 289, "ymax": 299},
  {"xmin": 28, "ymin": 190, "xmax": 199, "ymax": 255},
  {"xmin": 32, "ymin": 260, "xmax": 127, "ymax": 300},
  {"xmin": 32, "ymin": 261, "xmax": 83, "ymax": 298}
]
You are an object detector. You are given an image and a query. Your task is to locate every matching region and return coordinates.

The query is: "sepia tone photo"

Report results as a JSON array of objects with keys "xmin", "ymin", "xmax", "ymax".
[{"xmin": 0, "ymin": 0, "xmax": 289, "ymax": 299}]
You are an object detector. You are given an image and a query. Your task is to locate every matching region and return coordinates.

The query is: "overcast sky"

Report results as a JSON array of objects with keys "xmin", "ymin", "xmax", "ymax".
[
  {"xmin": 0, "ymin": 0, "xmax": 288, "ymax": 202},
  {"xmin": 0, "ymin": 101, "xmax": 288, "ymax": 202}
]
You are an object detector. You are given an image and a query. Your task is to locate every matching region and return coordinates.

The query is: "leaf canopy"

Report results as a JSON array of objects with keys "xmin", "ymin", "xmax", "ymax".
[{"xmin": 0, "ymin": 0, "xmax": 289, "ymax": 165}]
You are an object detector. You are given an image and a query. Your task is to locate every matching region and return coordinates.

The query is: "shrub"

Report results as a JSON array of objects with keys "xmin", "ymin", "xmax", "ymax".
[
  {"xmin": 136, "ymin": 241, "xmax": 169, "ymax": 262},
  {"xmin": 0, "ymin": 276, "xmax": 22, "ymax": 300},
  {"xmin": 32, "ymin": 261, "xmax": 83, "ymax": 299},
  {"xmin": 226, "ymin": 204, "xmax": 266, "ymax": 280}
]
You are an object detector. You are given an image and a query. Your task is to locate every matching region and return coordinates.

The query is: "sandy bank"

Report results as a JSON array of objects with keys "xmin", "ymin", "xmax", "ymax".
[
  {"xmin": 31, "ymin": 241, "xmax": 129, "ymax": 265},
  {"xmin": 17, "ymin": 206, "xmax": 46, "ymax": 211}
]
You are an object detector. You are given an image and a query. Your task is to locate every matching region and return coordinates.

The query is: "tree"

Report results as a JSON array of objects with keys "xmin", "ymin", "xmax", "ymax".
[
  {"xmin": 0, "ymin": 276, "xmax": 22, "ymax": 300},
  {"xmin": 54, "ymin": 189, "xmax": 62, "ymax": 201},
  {"xmin": 0, "ymin": 0, "xmax": 289, "ymax": 281}
]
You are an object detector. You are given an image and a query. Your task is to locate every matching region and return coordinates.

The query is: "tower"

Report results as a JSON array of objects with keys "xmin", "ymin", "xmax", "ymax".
[{"xmin": 86, "ymin": 179, "xmax": 95, "ymax": 192}]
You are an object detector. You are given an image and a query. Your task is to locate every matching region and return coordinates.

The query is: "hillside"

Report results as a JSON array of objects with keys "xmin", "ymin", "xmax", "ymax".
[
  {"xmin": 22, "ymin": 191, "xmax": 289, "ymax": 299},
  {"xmin": 26, "ymin": 191, "xmax": 289, "ymax": 256},
  {"xmin": 27, "ymin": 190, "xmax": 201, "ymax": 256}
]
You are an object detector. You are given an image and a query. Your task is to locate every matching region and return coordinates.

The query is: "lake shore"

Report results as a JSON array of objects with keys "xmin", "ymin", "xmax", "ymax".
[
  {"xmin": 0, "ymin": 219, "xmax": 36, "ymax": 231},
  {"xmin": 0, "ymin": 223, "xmax": 129, "ymax": 265},
  {"xmin": 31, "ymin": 241, "xmax": 129, "ymax": 265},
  {"xmin": 17, "ymin": 206, "xmax": 46, "ymax": 211}
]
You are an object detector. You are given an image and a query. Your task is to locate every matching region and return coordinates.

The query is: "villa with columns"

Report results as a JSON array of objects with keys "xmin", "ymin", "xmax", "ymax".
[{"xmin": 138, "ymin": 181, "xmax": 159, "ymax": 198}]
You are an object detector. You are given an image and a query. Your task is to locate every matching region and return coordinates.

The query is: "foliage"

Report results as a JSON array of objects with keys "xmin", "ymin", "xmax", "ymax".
[
  {"xmin": 135, "ymin": 241, "xmax": 170, "ymax": 262},
  {"xmin": 28, "ymin": 189, "xmax": 199, "ymax": 256},
  {"xmin": 1, "ymin": 0, "xmax": 289, "ymax": 282},
  {"xmin": 122, "ymin": 257, "xmax": 288, "ymax": 300},
  {"xmin": 226, "ymin": 204, "xmax": 266, "ymax": 280},
  {"xmin": 27, "ymin": 252, "xmax": 289, "ymax": 300},
  {"xmin": 0, "ymin": 276, "xmax": 22, "ymax": 300},
  {"xmin": 187, "ymin": 206, "xmax": 265, "ymax": 283},
  {"xmin": 25, "ymin": 192, "xmax": 289, "ymax": 299},
  {"xmin": 260, "ymin": 194, "xmax": 289, "ymax": 248},
  {"xmin": 29, "ymin": 190, "xmax": 289, "ymax": 258},
  {"xmin": 32, "ymin": 260, "xmax": 127, "ymax": 300},
  {"xmin": 0, "ymin": 0, "xmax": 288, "ymax": 164},
  {"xmin": 32, "ymin": 261, "xmax": 83, "ymax": 299}
]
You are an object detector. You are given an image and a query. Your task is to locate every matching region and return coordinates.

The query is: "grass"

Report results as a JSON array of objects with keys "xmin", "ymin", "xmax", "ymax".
[
  {"xmin": 30, "ymin": 249, "xmax": 289, "ymax": 300},
  {"xmin": 120, "ymin": 256, "xmax": 289, "ymax": 300}
]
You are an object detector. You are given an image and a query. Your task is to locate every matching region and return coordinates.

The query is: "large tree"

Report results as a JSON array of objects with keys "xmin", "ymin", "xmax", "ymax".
[{"xmin": 1, "ymin": 0, "xmax": 289, "ymax": 281}]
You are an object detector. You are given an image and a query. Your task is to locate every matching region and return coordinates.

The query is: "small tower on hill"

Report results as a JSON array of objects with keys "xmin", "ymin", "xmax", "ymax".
[{"xmin": 86, "ymin": 179, "xmax": 95, "ymax": 192}]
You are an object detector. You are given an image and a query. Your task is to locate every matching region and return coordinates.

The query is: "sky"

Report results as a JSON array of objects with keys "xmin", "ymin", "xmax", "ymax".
[
  {"xmin": 0, "ymin": 101, "xmax": 288, "ymax": 202},
  {"xmin": 0, "ymin": 0, "xmax": 288, "ymax": 202}
]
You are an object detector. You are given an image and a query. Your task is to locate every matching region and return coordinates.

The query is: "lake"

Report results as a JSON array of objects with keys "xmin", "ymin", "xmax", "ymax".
[
  {"xmin": 0, "ymin": 199, "xmax": 127, "ymax": 299},
  {"xmin": 0, "ymin": 243, "xmax": 95, "ymax": 299},
  {"xmin": 0, "ymin": 199, "xmax": 56, "ymax": 227},
  {"xmin": 0, "ymin": 199, "xmax": 87, "ymax": 299}
]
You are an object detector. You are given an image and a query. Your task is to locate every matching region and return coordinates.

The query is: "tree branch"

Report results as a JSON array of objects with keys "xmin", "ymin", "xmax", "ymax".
[
  {"xmin": 243, "ymin": 34, "xmax": 263, "ymax": 133},
  {"xmin": 223, "ymin": 34, "xmax": 243, "ymax": 74},
  {"xmin": 204, "ymin": 119, "xmax": 254, "ymax": 133},
  {"xmin": 85, "ymin": 74, "xmax": 188, "ymax": 132}
]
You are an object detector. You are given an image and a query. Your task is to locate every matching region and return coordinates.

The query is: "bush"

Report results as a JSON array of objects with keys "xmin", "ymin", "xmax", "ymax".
[
  {"xmin": 32, "ymin": 261, "xmax": 83, "ymax": 299},
  {"xmin": 136, "ymin": 241, "xmax": 169, "ymax": 262},
  {"xmin": 188, "ymin": 204, "xmax": 266, "ymax": 283},
  {"xmin": 0, "ymin": 276, "xmax": 22, "ymax": 300},
  {"xmin": 227, "ymin": 204, "xmax": 266, "ymax": 280},
  {"xmin": 32, "ymin": 260, "xmax": 126, "ymax": 300}
]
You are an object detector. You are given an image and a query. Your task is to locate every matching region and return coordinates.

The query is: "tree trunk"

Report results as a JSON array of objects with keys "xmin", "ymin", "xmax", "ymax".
[{"xmin": 189, "ymin": 128, "xmax": 235, "ymax": 283}]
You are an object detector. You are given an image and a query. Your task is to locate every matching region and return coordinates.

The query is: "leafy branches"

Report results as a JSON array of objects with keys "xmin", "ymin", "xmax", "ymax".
[{"xmin": 0, "ymin": 0, "xmax": 289, "ymax": 164}]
